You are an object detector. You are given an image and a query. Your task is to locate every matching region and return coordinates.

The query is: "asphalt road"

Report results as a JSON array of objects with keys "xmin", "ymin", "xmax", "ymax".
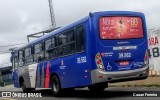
[{"xmin": 0, "ymin": 85, "xmax": 160, "ymax": 100}]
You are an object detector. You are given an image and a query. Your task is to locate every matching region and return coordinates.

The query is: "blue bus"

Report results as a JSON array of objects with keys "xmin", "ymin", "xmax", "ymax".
[{"xmin": 11, "ymin": 11, "xmax": 149, "ymax": 96}]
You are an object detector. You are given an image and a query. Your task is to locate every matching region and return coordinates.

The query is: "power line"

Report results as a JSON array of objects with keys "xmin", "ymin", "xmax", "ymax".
[
  {"xmin": 0, "ymin": 43, "xmax": 26, "ymax": 54},
  {"xmin": 0, "ymin": 52, "xmax": 11, "ymax": 54},
  {"xmin": 0, "ymin": 43, "xmax": 26, "ymax": 48}
]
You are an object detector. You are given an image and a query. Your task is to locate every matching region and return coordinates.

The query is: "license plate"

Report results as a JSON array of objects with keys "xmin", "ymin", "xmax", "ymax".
[{"xmin": 119, "ymin": 61, "xmax": 129, "ymax": 66}]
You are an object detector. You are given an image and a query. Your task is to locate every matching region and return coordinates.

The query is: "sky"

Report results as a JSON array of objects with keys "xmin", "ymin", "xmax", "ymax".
[{"xmin": 0, "ymin": 0, "xmax": 160, "ymax": 67}]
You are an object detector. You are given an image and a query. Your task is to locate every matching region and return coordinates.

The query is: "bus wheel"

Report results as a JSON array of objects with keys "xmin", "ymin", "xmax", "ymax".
[
  {"xmin": 51, "ymin": 75, "xmax": 62, "ymax": 96},
  {"xmin": 21, "ymin": 82, "xmax": 34, "ymax": 93},
  {"xmin": 88, "ymin": 82, "xmax": 108, "ymax": 92}
]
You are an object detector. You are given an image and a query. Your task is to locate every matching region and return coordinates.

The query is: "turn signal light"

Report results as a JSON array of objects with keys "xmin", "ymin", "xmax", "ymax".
[
  {"xmin": 145, "ymin": 51, "xmax": 149, "ymax": 60},
  {"xmin": 96, "ymin": 55, "xmax": 100, "ymax": 59}
]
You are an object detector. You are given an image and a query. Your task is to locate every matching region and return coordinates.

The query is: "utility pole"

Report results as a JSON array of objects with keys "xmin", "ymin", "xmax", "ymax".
[
  {"xmin": 27, "ymin": 0, "xmax": 57, "ymax": 42},
  {"xmin": 48, "ymin": 0, "xmax": 56, "ymax": 29}
]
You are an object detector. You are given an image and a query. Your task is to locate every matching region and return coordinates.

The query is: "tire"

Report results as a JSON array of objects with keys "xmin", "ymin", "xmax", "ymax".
[
  {"xmin": 88, "ymin": 82, "xmax": 108, "ymax": 92},
  {"xmin": 51, "ymin": 75, "xmax": 62, "ymax": 97},
  {"xmin": 22, "ymin": 82, "xmax": 35, "ymax": 93}
]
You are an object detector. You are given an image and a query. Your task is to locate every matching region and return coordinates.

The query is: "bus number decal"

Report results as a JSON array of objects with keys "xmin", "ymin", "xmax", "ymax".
[
  {"xmin": 119, "ymin": 53, "xmax": 131, "ymax": 58},
  {"xmin": 77, "ymin": 56, "xmax": 87, "ymax": 63}
]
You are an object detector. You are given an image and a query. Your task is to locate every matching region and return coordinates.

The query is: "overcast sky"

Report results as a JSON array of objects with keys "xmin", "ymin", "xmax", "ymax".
[{"xmin": 0, "ymin": 0, "xmax": 160, "ymax": 67}]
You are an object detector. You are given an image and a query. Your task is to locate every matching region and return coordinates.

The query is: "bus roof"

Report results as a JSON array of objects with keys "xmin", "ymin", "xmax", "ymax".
[
  {"xmin": 13, "ymin": 11, "xmax": 144, "ymax": 51},
  {"xmin": 14, "ymin": 16, "xmax": 89, "ymax": 51},
  {"xmin": 93, "ymin": 11, "xmax": 144, "ymax": 16}
]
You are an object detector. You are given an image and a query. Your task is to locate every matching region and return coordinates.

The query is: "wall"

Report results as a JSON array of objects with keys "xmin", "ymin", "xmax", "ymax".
[{"xmin": 148, "ymin": 29, "xmax": 160, "ymax": 76}]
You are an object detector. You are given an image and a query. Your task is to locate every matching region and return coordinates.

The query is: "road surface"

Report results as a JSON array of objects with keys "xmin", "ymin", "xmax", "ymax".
[{"xmin": 0, "ymin": 85, "xmax": 160, "ymax": 100}]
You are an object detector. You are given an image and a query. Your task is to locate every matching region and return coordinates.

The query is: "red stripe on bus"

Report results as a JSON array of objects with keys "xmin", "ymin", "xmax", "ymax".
[{"xmin": 45, "ymin": 62, "xmax": 50, "ymax": 88}]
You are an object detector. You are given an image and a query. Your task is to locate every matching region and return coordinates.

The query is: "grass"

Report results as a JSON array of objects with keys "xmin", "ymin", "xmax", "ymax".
[{"xmin": 109, "ymin": 76, "xmax": 160, "ymax": 87}]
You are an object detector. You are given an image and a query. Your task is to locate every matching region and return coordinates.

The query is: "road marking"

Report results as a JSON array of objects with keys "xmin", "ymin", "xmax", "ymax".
[{"xmin": 0, "ymin": 97, "xmax": 16, "ymax": 100}]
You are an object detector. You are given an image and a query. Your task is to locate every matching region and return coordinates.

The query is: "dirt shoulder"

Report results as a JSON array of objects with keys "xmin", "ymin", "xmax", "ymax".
[{"xmin": 109, "ymin": 76, "xmax": 160, "ymax": 87}]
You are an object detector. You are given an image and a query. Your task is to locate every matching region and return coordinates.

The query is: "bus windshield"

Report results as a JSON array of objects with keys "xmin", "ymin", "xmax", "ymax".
[{"xmin": 99, "ymin": 16, "xmax": 144, "ymax": 39}]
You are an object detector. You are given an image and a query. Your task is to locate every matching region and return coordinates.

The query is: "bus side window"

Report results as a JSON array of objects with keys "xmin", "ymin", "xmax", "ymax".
[
  {"xmin": 63, "ymin": 30, "xmax": 75, "ymax": 55},
  {"xmin": 48, "ymin": 37, "xmax": 58, "ymax": 59},
  {"xmin": 34, "ymin": 43, "xmax": 44, "ymax": 62},
  {"xmin": 45, "ymin": 39, "xmax": 52, "ymax": 60},
  {"xmin": 58, "ymin": 33, "xmax": 66, "ymax": 56},
  {"xmin": 24, "ymin": 47, "xmax": 33, "ymax": 65},
  {"xmin": 18, "ymin": 50, "xmax": 24, "ymax": 67},
  {"xmin": 53, "ymin": 37, "xmax": 58, "ymax": 57},
  {"xmin": 76, "ymin": 25, "xmax": 85, "ymax": 52},
  {"xmin": 58, "ymin": 30, "xmax": 75, "ymax": 57}
]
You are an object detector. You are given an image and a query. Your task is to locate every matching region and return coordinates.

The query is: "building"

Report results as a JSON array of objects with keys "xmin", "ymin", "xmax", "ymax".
[{"xmin": 0, "ymin": 66, "xmax": 12, "ymax": 86}]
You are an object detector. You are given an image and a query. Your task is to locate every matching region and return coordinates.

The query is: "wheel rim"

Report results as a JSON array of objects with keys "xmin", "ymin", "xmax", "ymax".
[{"xmin": 53, "ymin": 80, "xmax": 59, "ymax": 92}]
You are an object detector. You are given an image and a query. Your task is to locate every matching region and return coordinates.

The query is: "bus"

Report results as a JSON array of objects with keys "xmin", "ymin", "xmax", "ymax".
[{"xmin": 11, "ymin": 11, "xmax": 149, "ymax": 96}]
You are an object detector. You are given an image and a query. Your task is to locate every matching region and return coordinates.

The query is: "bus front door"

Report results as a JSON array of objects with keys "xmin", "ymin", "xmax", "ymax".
[{"xmin": 12, "ymin": 57, "xmax": 19, "ymax": 88}]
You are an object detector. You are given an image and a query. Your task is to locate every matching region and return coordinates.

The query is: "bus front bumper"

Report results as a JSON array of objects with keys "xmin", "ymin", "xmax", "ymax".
[{"xmin": 90, "ymin": 66, "xmax": 149, "ymax": 84}]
